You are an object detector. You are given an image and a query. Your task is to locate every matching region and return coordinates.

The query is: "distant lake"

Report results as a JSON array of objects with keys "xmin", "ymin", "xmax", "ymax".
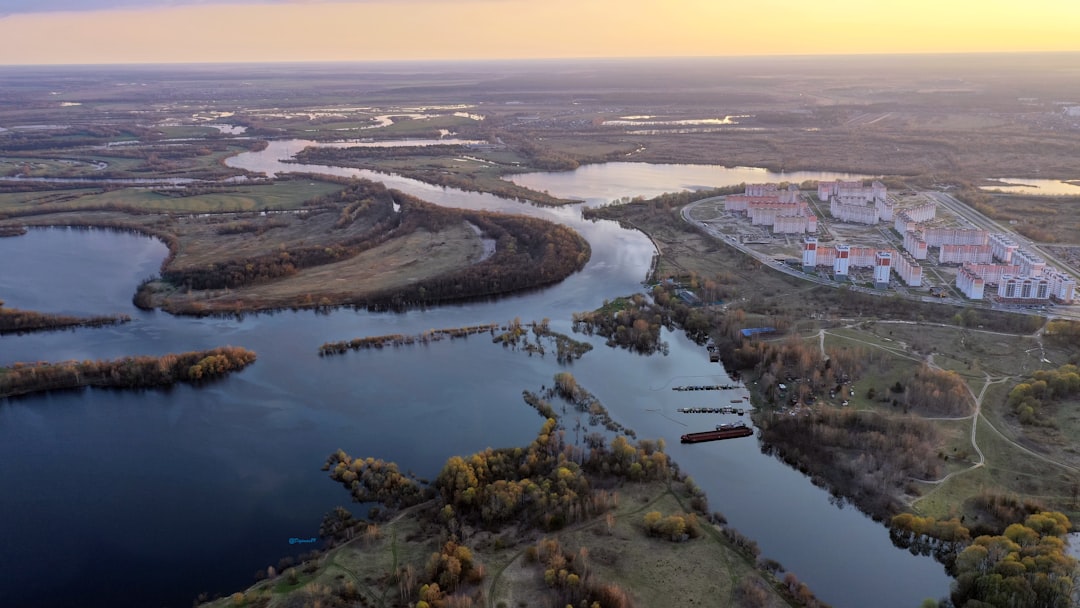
[
  {"xmin": 507, "ymin": 162, "xmax": 873, "ymax": 204},
  {"xmin": 980, "ymin": 178, "xmax": 1080, "ymax": 196}
]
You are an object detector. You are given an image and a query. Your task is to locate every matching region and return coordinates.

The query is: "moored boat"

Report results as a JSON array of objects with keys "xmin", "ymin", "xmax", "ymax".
[{"xmin": 680, "ymin": 422, "xmax": 753, "ymax": 443}]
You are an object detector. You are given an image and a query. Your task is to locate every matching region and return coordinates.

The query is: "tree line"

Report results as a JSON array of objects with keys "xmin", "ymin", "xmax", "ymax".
[
  {"xmin": 758, "ymin": 406, "xmax": 942, "ymax": 521},
  {"xmin": 0, "ymin": 300, "xmax": 129, "ymax": 335},
  {"xmin": 896, "ymin": 510, "xmax": 1078, "ymax": 608},
  {"xmin": 1007, "ymin": 364, "xmax": 1080, "ymax": 426},
  {"xmin": 319, "ymin": 324, "xmax": 499, "ymax": 356},
  {"xmin": 0, "ymin": 346, "xmax": 256, "ymax": 398},
  {"xmin": 1044, "ymin": 319, "xmax": 1080, "ymax": 348},
  {"xmin": 362, "ymin": 201, "xmax": 590, "ymax": 311}
]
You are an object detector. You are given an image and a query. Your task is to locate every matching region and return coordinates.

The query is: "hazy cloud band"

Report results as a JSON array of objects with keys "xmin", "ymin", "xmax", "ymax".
[{"xmin": 1, "ymin": 0, "xmax": 324, "ymax": 16}]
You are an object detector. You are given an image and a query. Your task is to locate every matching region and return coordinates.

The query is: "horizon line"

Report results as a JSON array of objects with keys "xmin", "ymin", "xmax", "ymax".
[{"xmin": 1, "ymin": 49, "xmax": 1078, "ymax": 69}]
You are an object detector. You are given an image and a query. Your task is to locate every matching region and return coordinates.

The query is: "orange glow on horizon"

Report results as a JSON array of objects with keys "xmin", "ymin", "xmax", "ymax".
[{"xmin": 0, "ymin": 0, "xmax": 1077, "ymax": 65}]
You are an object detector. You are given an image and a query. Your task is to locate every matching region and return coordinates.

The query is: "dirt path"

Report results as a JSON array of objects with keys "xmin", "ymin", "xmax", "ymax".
[
  {"xmin": 823, "ymin": 323, "xmax": 1080, "ymax": 507},
  {"xmin": 484, "ymin": 487, "xmax": 677, "ymax": 608}
]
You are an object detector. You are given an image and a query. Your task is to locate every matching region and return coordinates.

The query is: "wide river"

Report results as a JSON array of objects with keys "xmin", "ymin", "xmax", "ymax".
[{"xmin": 0, "ymin": 146, "xmax": 950, "ymax": 607}]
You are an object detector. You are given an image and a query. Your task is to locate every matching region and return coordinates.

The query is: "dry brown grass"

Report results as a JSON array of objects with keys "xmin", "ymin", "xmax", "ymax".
[
  {"xmin": 488, "ymin": 480, "xmax": 789, "ymax": 608},
  {"xmin": 200, "ymin": 479, "xmax": 791, "ymax": 608},
  {"xmin": 974, "ymin": 194, "xmax": 1080, "ymax": 244},
  {"xmin": 162, "ymin": 224, "xmax": 481, "ymax": 310}
]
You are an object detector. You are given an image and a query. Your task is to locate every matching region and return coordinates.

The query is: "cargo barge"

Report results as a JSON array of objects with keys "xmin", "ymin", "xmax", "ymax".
[{"xmin": 680, "ymin": 422, "xmax": 753, "ymax": 443}]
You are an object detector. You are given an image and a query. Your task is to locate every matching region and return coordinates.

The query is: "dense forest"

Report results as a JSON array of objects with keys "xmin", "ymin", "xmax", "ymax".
[
  {"xmin": 893, "ymin": 511, "xmax": 1078, "ymax": 608},
  {"xmin": 0, "ymin": 346, "xmax": 256, "ymax": 398}
]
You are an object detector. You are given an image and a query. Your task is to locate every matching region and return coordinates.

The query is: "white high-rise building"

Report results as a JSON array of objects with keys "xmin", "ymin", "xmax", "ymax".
[
  {"xmin": 922, "ymin": 228, "xmax": 988, "ymax": 247},
  {"xmin": 894, "ymin": 253, "xmax": 923, "ymax": 287},
  {"xmin": 903, "ymin": 230, "xmax": 928, "ymax": 260},
  {"xmin": 997, "ymin": 274, "xmax": 1052, "ymax": 302},
  {"xmin": 989, "ymin": 233, "xmax": 1018, "ymax": 264},
  {"xmin": 895, "ymin": 212, "xmax": 918, "ymax": 235},
  {"xmin": 833, "ymin": 245, "xmax": 851, "ymax": 279},
  {"xmin": 956, "ymin": 266, "xmax": 985, "ymax": 299},
  {"xmin": 821, "ymin": 179, "xmax": 890, "ymax": 224},
  {"xmin": 726, "ymin": 184, "xmax": 817, "ymax": 234},
  {"xmin": 903, "ymin": 201, "xmax": 937, "ymax": 223},
  {"xmin": 1015, "ymin": 250, "xmax": 1046, "ymax": 277},
  {"xmin": 802, "ymin": 237, "xmax": 818, "ymax": 271},
  {"xmin": 874, "ymin": 252, "xmax": 892, "ymax": 288},
  {"xmin": 1046, "ymin": 270, "xmax": 1077, "ymax": 304},
  {"xmin": 962, "ymin": 263, "xmax": 1020, "ymax": 285},
  {"xmin": 940, "ymin": 244, "xmax": 994, "ymax": 264}
]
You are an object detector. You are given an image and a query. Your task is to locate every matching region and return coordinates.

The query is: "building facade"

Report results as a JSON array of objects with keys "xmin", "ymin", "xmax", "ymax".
[
  {"xmin": 921, "ymin": 228, "xmax": 988, "ymax": 247},
  {"xmin": 727, "ymin": 184, "xmax": 817, "ymax": 234},
  {"xmin": 903, "ymin": 230, "xmax": 929, "ymax": 260},
  {"xmin": 874, "ymin": 252, "xmax": 892, "ymax": 289},
  {"xmin": 820, "ymin": 179, "xmax": 892, "ymax": 224},
  {"xmin": 962, "ymin": 263, "xmax": 1020, "ymax": 285},
  {"xmin": 894, "ymin": 252, "xmax": 923, "ymax": 287},
  {"xmin": 940, "ymin": 244, "xmax": 994, "ymax": 265},
  {"xmin": 989, "ymin": 233, "xmax": 1019, "ymax": 264},
  {"xmin": 957, "ymin": 266, "xmax": 986, "ymax": 300}
]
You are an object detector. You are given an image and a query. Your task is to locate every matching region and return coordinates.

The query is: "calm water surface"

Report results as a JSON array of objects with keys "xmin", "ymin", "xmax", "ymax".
[
  {"xmin": 981, "ymin": 178, "xmax": 1080, "ymax": 196},
  {"xmin": 0, "ymin": 147, "xmax": 949, "ymax": 607},
  {"xmin": 508, "ymin": 162, "xmax": 873, "ymax": 204}
]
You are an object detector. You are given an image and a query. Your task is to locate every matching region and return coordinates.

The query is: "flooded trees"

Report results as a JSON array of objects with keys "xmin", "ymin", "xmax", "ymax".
[{"xmin": 0, "ymin": 346, "xmax": 256, "ymax": 398}]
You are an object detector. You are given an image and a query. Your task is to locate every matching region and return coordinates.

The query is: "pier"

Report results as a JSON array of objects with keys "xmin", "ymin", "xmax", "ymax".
[
  {"xmin": 677, "ymin": 406, "xmax": 746, "ymax": 415},
  {"xmin": 672, "ymin": 384, "xmax": 739, "ymax": 391}
]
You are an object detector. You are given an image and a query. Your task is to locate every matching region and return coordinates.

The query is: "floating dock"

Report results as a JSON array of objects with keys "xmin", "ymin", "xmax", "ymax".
[
  {"xmin": 672, "ymin": 384, "xmax": 739, "ymax": 391},
  {"xmin": 677, "ymin": 406, "xmax": 745, "ymax": 415}
]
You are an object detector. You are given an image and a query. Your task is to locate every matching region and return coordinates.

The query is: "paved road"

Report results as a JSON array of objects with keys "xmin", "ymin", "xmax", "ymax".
[{"xmin": 928, "ymin": 190, "xmax": 1078, "ymax": 278}]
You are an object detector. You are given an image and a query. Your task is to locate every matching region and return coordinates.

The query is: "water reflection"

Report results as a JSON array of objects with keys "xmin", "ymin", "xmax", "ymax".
[
  {"xmin": 981, "ymin": 178, "xmax": 1080, "ymax": 196},
  {"xmin": 508, "ymin": 162, "xmax": 873, "ymax": 204}
]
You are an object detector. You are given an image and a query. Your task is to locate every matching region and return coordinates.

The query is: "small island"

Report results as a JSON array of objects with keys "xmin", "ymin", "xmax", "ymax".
[
  {"xmin": 0, "ymin": 299, "xmax": 130, "ymax": 335},
  {"xmin": 0, "ymin": 345, "xmax": 257, "ymax": 399}
]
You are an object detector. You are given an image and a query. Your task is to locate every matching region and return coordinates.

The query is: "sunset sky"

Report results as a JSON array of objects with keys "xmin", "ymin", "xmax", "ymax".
[{"xmin": 0, "ymin": 0, "xmax": 1077, "ymax": 65}]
